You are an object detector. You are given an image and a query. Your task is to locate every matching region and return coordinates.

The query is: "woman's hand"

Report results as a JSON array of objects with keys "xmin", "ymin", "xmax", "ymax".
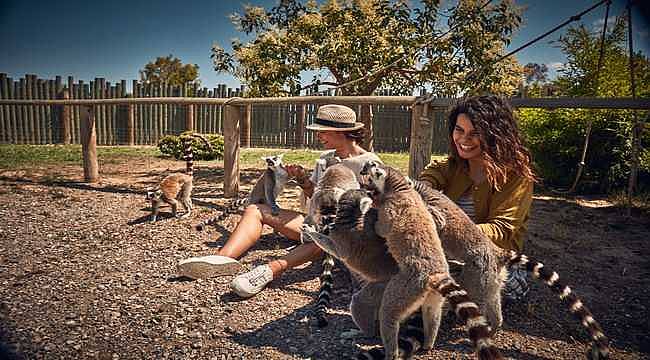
[{"xmin": 286, "ymin": 164, "xmax": 310, "ymax": 186}]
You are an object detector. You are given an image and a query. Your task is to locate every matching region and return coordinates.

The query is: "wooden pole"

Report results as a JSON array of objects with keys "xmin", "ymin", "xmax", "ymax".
[
  {"xmin": 296, "ymin": 104, "xmax": 305, "ymax": 148},
  {"xmin": 408, "ymin": 103, "xmax": 433, "ymax": 179},
  {"xmin": 185, "ymin": 103, "xmax": 194, "ymax": 132},
  {"xmin": 127, "ymin": 90, "xmax": 135, "ymax": 146},
  {"xmin": 223, "ymin": 104, "xmax": 240, "ymax": 197},
  {"xmin": 0, "ymin": 73, "xmax": 6, "ymax": 144},
  {"xmin": 79, "ymin": 105, "xmax": 99, "ymax": 182},
  {"xmin": 242, "ymin": 104, "xmax": 251, "ymax": 148},
  {"xmin": 626, "ymin": 2, "xmax": 639, "ymax": 214},
  {"xmin": 359, "ymin": 103, "xmax": 373, "ymax": 151},
  {"xmin": 19, "ymin": 78, "xmax": 27, "ymax": 144},
  {"xmin": 60, "ymin": 88, "xmax": 71, "ymax": 144},
  {"xmin": 26, "ymin": 75, "xmax": 37, "ymax": 143},
  {"xmin": 8, "ymin": 78, "xmax": 17, "ymax": 144}
]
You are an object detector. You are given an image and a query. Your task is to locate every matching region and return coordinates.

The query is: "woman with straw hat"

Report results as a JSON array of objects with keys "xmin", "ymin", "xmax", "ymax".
[{"xmin": 178, "ymin": 104, "xmax": 382, "ymax": 298}]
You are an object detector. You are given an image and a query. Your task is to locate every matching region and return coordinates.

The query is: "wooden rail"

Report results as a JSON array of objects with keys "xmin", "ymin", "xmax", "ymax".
[{"xmin": 0, "ymin": 96, "xmax": 647, "ymax": 193}]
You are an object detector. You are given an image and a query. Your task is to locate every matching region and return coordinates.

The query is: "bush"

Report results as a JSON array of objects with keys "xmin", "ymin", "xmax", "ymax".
[
  {"xmin": 518, "ymin": 108, "xmax": 649, "ymax": 193},
  {"xmin": 157, "ymin": 132, "xmax": 224, "ymax": 160}
]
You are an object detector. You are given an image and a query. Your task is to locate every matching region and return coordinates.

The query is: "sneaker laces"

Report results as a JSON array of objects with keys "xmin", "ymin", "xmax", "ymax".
[{"xmin": 242, "ymin": 266, "xmax": 272, "ymax": 287}]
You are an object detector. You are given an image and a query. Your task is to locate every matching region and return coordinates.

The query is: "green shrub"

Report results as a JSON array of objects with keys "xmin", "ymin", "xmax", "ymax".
[
  {"xmin": 518, "ymin": 108, "xmax": 649, "ymax": 193},
  {"xmin": 157, "ymin": 132, "xmax": 224, "ymax": 160}
]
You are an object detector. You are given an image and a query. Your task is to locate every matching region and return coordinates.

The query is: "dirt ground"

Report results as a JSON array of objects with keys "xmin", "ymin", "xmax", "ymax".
[{"xmin": 0, "ymin": 156, "xmax": 648, "ymax": 360}]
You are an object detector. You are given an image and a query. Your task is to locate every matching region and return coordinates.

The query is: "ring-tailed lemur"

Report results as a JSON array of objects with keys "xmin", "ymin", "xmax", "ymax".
[
  {"xmin": 146, "ymin": 133, "xmax": 212, "ymax": 222},
  {"xmin": 194, "ymin": 154, "xmax": 288, "ymax": 230},
  {"xmin": 355, "ymin": 161, "xmax": 503, "ymax": 360},
  {"xmin": 304, "ymin": 162, "xmax": 359, "ymax": 328},
  {"xmin": 307, "ymin": 188, "xmax": 502, "ymax": 360},
  {"xmin": 357, "ymin": 161, "xmax": 608, "ymax": 359},
  {"xmin": 407, "ymin": 177, "xmax": 609, "ymax": 359}
]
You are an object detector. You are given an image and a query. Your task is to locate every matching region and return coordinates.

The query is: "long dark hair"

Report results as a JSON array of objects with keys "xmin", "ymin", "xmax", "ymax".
[{"xmin": 447, "ymin": 95, "xmax": 537, "ymax": 189}]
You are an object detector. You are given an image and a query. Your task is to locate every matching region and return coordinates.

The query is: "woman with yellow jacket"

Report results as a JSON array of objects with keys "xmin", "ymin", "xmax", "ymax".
[{"xmin": 419, "ymin": 95, "xmax": 537, "ymax": 300}]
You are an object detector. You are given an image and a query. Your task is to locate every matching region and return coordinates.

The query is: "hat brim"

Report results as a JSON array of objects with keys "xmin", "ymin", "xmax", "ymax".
[{"xmin": 306, "ymin": 122, "xmax": 365, "ymax": 132}]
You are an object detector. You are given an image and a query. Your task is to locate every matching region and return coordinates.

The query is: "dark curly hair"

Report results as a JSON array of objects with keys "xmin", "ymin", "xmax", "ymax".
[{"xmin": 447, "ymin": 95, "xmax": 537, "ymax": 189}]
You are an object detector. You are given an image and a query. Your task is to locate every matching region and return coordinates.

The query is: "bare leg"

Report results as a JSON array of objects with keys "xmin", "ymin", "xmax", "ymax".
[
  {"xmin": 218, "ymin": 204, "xmax": 302, "ymax": 258},
  {"xmin": 268, "ymin": 242, "xmax": 323, "ymax": 277},
  {"xmin": 218, "ymin": 203, "xmax": 321, "ymax": 277}
]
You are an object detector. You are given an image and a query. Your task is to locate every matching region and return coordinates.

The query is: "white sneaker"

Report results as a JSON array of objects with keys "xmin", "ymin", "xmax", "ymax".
[
  {"xmin": 230, "ymin": 264, "xmax": 274, "ymax": 298},
  {"xmin": 177, "ymin": 255, "xmax": 243, "ymax": 280}
]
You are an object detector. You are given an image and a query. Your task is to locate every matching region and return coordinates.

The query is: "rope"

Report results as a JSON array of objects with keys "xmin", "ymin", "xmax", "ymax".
[
  {"xmin": 421, "ymin": 0, "xmax": 612, "ymax": 103},
  {"xmin": 554, "ymin": 0, "xmax": 611, "ymax": 195}
]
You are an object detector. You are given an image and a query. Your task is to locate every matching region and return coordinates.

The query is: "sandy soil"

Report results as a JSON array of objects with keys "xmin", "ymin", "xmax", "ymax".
[{"xmin": 0, "ymin": 157, "xmax": 648, "ymax": 359}]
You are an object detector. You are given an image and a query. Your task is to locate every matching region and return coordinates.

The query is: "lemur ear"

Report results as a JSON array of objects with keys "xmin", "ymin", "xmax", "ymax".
[{"xmin": 359, "ymin": 197, "xmax": 373, "ymax": 214}]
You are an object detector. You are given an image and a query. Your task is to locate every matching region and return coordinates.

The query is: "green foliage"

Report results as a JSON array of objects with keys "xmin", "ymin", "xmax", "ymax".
[
  {"xmin": 157, "ymin": 133, "xmax": 224, "ymax": 161},
  {"xmin": 211, "ymin": 0, "xmax": 524, "ymax": 97},
  {"xmin": 518, "ymin": 16, "xmax": 650, "ymax": 193},
  {"xmin": 518, "ymin": 108, "xmax": 645, "ymax": 192},
  {"xmin": 523, "ymin": 63, "xmax": 548, "ymax": 85},
  {"xmin": 140, "ymin": 55, "xmax": 200, "ymax": 87}
]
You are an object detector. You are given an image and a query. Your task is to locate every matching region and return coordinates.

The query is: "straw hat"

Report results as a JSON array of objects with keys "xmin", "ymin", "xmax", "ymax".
[{"xmin": 306, "ymin": 104, "xmax": 365, "ymax": 131}]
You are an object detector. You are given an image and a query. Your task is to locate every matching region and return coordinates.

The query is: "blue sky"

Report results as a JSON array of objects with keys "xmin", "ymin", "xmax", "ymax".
[{"xmin": 1, "ymin": 0, "xmax": 648, "ymax": 92}]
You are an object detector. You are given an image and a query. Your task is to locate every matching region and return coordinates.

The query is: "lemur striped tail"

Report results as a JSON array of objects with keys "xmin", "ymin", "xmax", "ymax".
[
  {"xmin": 313, "ymin": 254, "xmax": 334, "ymax": 328},
  {"xmin": 312, "ymin": 213, "xmax": 338, "ymax": 328},
  {"xmin": 180, "ymin": 133, "xmax": 212, "ymax": 177},
  {"xmin": 437, "ymin": 277, "xmax": 503, "ymax": 360},
  {"xmin": 507, "ymin": 251, "xmax": 609, "ymax": 359},
  {"xmin": 356, "ymin": 278, "xmax": 502, "ymax": 360},
  {"xmin": 194, "ymin": 198, "xmax": 248, "ymax": 230},
  {"xmin": 356, "ymin": 314, "xmax": 425, "ymax": 360}
]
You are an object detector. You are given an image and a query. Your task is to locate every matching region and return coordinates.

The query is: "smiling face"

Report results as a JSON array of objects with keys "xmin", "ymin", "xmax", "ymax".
[
  {"xmin": 316, "ymin": 130, "xmax": 347, "ymax": 149},
  {"xmin": 452, "ymin": 113, "xmax": 482, "ymax": 161}
]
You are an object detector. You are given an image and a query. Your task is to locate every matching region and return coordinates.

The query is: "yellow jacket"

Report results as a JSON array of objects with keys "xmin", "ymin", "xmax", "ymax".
[{"xmin": 418, "ymin": 158, "xmax": 533, "ymax": 252}]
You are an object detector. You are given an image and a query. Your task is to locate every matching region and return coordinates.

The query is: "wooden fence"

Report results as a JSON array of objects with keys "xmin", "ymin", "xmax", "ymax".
[
  {"xmin": 2, "ymin": 95, "xmax": 647, "ymax": 198},
  {"xmin": 0, "ymin": 74, "xmax": 246, "ymax": 146},
  {"xmin": 0, "ymin": 74, "xmax": 438, "ymax": 153}
]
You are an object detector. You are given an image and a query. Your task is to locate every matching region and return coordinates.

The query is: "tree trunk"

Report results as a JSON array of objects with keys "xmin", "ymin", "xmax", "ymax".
[{"xmin": 358, "ymin": 104, "xmax": 373, "ymax": 151}]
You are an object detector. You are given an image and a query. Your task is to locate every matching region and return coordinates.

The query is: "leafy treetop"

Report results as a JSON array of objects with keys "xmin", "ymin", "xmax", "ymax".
[
  {"xmin": 140, "ymin": 55, "xmax": 200, "ymax": 87},
  {"xmin": 212, "ymin": 0, "xmax": 524, "ymax": 97}
]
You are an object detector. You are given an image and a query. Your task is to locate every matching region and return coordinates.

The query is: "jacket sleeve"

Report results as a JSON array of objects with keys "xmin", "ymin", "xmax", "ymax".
[
  {"xmin": 476, "ymin": 175, "xmax": 533, "ymax": 251},
  {"xmin": 418, "ymin": 159, "xmax": 451, "ymax": 191}
]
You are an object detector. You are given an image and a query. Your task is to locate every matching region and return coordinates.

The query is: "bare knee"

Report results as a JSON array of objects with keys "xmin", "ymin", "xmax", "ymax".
[{"xmin": 242, "ymin": 204, "xmax": 264, "ymax": 221}]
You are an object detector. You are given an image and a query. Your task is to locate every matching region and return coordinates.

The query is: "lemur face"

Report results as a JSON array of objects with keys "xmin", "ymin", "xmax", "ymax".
[
  {"xmin": 361, "ymin": 161, "xmax": 387, "ymax": 195},
  {"xmin": 263, "ymin": 154, "xmax": 284, "ymax": 170}
]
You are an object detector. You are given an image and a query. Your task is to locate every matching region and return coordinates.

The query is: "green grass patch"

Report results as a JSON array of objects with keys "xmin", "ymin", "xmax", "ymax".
[
  {"xmin": 0, "ymin": 145, "xmax": 161, "ymax": 169},
  {"xmin": 0, "ymin": 144, "xmax": 446, "ymax": 174}
]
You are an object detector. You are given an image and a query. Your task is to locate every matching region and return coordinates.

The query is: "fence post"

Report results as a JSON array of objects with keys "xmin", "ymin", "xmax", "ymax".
[
  {"xmin": 408, "ymin": 102, "xmax": 433, "ymax": 179},
  {"xmin": 185, "ymin": 103, "xmax": 194, "ymax": 132},
  {"xmin": 242, "ymin": 104, "xmax": 251, "ymax": 148},
  {"xmin": 79, "ymin": 105, "xmax": 99, "ymax": 182},
  {"xmin": 60, "ymin": 88, "xmax": 71, "ymax": 144},
  {"xmin": 296, "ymin": 104, "xmax": 305, "ymax": 148},
  {"xmin": 223, "ymin": 104, "xmax": 240, "ymax": 197},
  {"xmin": 127, "ymin": 101, "xmax": 135, "ymax": 146}
]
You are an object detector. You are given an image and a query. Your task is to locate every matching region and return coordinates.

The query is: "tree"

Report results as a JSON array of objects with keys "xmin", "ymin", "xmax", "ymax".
[
  {"xmin": 523, "ymin": 62, "xmax": 548, "ymax": 84},
  {"xmin": 518, "ymin": 16, "xmax": 650, "ymax": 192},
  {"xmin": 139, "ymin": 55, "xmax": 200, "ymax": 87},
  {"xmin": 211, "ymin": 0, "xmax": 524, "ymax": 150}
]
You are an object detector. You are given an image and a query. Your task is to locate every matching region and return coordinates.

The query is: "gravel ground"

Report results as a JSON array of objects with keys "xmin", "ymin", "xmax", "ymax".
[{"xmin": 0, "ymin": 159, "xmax": 648, "ymax": 360}]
